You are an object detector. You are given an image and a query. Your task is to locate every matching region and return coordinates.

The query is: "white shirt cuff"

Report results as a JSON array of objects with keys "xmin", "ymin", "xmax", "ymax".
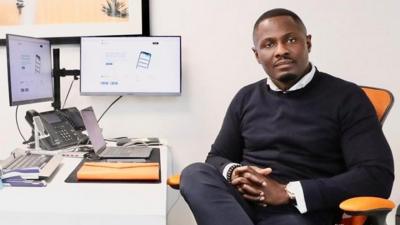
[
  {"xmin": 222, "ymin": 163, "xmax": 241, "ymax": 180},
  {"xmin": 286, "ymin": 181, "xmax": 308, "ymax": 213}
]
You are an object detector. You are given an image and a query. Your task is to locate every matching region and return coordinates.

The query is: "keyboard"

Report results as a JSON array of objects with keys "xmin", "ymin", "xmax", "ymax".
[
  {"xmin": 6, "ymin": 154, "xmax": 51, "ymax": 170},
  {"xmin": 105, "ymin": 146, "xmax": 150, "ymax": 154},
  {"xmin": 101, "ymin": 146, "xmax": 153, "ymax": 158}
]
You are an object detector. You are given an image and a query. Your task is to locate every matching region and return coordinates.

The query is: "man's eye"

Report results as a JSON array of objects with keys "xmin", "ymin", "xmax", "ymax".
[
  {"xmin": 288, "ymin": 37, "xmax": 297, "ymax": 43},
  {"xmin": 265, "ymin": 43, "xmax": 274, "ymax": 48}
]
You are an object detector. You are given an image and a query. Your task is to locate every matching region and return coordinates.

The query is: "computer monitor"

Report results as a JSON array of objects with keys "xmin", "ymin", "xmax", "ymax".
[
  {"xmin": 80, "ymin": 36, "xmax": 181, "ymax": 95},
  {"xmin": 6, "ymin": 34, "xmax": 53, "ymax": 106}
]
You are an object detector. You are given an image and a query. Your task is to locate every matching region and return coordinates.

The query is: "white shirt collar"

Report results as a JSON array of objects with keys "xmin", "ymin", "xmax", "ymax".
[{"xmin": 266, "ymin": 63, "xmax": 316, "ymax": 92}]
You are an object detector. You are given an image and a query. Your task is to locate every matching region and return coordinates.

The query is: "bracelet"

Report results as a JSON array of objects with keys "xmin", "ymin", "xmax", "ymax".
[{"xmin": 226, "ymin": 164, "xmax": 241, "ymax": 183}]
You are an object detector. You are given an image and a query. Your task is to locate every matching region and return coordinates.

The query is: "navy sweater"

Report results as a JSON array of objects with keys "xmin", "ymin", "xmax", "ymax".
[{"xmin": 206, "ymin": 70, "xmax": 394, "ymax": 212}]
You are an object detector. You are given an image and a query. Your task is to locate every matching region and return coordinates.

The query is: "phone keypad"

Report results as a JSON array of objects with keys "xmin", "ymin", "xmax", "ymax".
[{"xmin": 54, "ymin": 124, "xmax": 76, "ymax": 143}]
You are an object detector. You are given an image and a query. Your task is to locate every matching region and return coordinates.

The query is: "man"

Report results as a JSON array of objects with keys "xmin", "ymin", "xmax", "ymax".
[{"xmin": 180, "ymin": 8, "xmax": 394, "ymax": 225}]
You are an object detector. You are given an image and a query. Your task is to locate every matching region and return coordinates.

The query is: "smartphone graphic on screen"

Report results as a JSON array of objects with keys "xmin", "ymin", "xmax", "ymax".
[
  {"xmin": 136, "ymin": 51, "xmax": 152, "ymax": 69},
  {"xmin": 35, "ymin": 54, "xmax": 41, "ymax": 74}
]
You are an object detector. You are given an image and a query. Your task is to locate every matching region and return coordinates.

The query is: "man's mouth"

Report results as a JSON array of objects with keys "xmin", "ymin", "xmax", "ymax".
[{"xmin": 274, "ymin": 59, "xmax": 295, "ymax": 67}]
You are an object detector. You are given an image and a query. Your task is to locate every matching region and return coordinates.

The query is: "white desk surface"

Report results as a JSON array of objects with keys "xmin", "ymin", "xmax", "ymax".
[{"xmin": 0, "ymin": 146, "xmax": 169, "ymax": 225}]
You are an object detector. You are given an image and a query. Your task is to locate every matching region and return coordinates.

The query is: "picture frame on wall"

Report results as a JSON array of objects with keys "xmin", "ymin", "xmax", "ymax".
[{"xmin": 0, "ymin": 0, "xmax": 150, "ymax": 44}]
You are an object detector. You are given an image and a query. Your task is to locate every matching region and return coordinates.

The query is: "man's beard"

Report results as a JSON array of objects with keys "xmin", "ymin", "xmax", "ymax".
[{"xmin": 278, "ymin": 73, "xmax": 299, "ymax": 83}]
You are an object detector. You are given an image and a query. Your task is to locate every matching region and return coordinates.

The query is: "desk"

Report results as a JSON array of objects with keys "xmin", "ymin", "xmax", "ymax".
[{"xmin": 0, "ymin": 146, "xmax": 170, "ymax": 225}]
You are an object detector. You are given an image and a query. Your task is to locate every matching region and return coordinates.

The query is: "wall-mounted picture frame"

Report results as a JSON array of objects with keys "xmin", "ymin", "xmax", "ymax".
[{"xmin": 0, "ymin": 0, "xmax": 149, "ymax": 45}]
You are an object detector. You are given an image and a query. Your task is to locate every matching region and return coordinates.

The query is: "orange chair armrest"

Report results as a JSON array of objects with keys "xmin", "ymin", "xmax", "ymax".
[
  {"xmin": 339, "ymin": 196, "xmax": 395, "ymax": 213},
  {"xmin": 167, "ymin": 174, "xmax": 181, "ymax": 189}
]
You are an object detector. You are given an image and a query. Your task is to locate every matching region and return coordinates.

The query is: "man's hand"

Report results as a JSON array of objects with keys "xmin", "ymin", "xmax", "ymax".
[
  {"xmin": 231, "ymin": 166, "xmax": 289, "ymax": 206},
  {"xmin": 231, "ymin": 165, "xmax": 271, "ymax": 186}
]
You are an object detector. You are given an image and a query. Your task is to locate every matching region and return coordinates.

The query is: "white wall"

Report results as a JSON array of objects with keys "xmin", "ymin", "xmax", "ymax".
[{"xmin": 0, "ymin": 0, "xmax": 399, "ymax": 224}]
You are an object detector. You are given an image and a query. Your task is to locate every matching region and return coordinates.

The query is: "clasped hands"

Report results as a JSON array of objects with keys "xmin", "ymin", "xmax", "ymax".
[{"xmin": 230, "ymin": 166, "xmax": 289, "ymax": 206}]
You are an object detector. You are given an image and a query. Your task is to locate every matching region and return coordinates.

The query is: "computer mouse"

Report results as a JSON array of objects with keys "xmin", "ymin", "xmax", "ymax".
[{"xmin": 116, "ymin": 139, "xmax": 131, "ymax": 146}]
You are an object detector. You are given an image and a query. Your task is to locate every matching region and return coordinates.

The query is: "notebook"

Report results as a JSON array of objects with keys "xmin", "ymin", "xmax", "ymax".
[
  {"xmin": 80, "ymin": 107, "xmax": 153, "ymax": 159},
  {"xmin": 76, "ymin": 162, "xmax": 160, "ymax": 181}
]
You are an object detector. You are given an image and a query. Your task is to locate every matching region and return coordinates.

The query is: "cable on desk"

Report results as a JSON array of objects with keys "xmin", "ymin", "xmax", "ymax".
[
  {"xmin": 15, "ymin": 105, "xmax": 27, "ymax": 142},
  {"xmin": 97, "ymin": 96, "xmax": 123, "ymax": 123}
]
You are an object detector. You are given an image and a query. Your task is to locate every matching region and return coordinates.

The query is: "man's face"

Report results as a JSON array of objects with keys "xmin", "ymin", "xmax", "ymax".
[{"xmin": 252, "ymin": 16, "xmax": 312, "ymax": 89}]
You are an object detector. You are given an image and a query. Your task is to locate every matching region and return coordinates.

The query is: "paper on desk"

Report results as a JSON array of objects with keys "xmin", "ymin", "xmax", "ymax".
[
  {"xmin": 2, "ymin": 167, "xmax": 40, "ymax": 180},
  {"xmin": 2, "ymin": 176, "xmax": 46, "ymax": 187},
  {"xmin": 1, "ymin": 168, "xmax": 46, "ymax": 187}
]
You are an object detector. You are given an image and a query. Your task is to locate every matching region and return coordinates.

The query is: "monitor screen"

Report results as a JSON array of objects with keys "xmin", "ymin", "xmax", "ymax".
[
  {"xmin": 80, "ymin": 36, "xmax": 181, "ymax": 95},
  {"xmin": 6, "ymin": 34, "xmax": 53, "ymax": 106}
]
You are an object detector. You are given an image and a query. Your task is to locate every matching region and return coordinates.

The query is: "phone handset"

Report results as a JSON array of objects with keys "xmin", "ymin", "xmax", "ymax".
[
  {"xmin": 25, "ymin": 109, "xmax": 40, "ymax": 128},
  {"xmin": 56, "ymin": 108, "xmax": 85, "ymax": 131}
]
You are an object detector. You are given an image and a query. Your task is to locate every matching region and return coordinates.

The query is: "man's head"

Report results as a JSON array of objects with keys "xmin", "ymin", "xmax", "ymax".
[{"xmin": 252, "ymin": 8, "xmax": 312, "ymax": 91}]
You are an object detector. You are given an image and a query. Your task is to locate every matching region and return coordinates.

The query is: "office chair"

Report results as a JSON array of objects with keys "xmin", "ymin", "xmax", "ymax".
[
  {"xmin": 339, "ymin": 86, "xmax": 395, "ymax": 225},
  {"xmin": 168, "ymin": 86, "xmax": 395, "ymax": 225}
]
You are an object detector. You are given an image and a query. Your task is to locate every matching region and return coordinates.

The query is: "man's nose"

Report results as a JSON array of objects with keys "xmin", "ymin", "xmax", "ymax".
[{"xmin": 274, "ymin": 43, "xmax": 289, "ymax": 58}]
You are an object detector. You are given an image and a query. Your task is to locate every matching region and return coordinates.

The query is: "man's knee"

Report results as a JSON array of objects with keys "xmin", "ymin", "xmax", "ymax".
[
  {"xmin": 180, "ymin": 163, "xmax": 218, "ymax": 186},
  {"xmin": 180, "ymin": 162, "xmax": 221, "ymax": 197}
]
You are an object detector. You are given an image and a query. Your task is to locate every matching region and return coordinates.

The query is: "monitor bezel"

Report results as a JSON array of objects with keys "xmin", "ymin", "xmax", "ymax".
[
  {"xmin": 79, "ymin": 35, "xmax": 182, "ymax": 96},
  {"xmin": 6, "ymin": 34, "xmax": 54, "ymax": 106}
]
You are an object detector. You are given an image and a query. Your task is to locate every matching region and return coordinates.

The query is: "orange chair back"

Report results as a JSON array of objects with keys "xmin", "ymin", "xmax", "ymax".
[{"xmin": 361, "ymin": 86, "xmax": 394, "ymax": 124}]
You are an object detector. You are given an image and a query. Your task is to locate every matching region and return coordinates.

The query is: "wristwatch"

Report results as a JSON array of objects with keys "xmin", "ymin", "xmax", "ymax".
[{"xmin": 285, "ymin": 185, "xmax": 297, "ymax": 205}]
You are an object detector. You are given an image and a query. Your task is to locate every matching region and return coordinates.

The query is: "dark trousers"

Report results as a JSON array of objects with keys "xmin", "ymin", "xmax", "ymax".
[{"xmin": 180, "ymin": 163, "xmax": 337, "ymax": 225}]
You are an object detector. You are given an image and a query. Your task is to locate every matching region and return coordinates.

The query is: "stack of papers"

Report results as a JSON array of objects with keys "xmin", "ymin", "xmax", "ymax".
[{"xmin": 0, "ymin": 167, "xmax": 46, "ymax": 188}]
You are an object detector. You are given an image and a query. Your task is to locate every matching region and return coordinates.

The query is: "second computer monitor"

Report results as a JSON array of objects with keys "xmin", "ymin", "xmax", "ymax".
[
  {"xmin": 6, "ymin": 34, "xmax": 53, "ymax": 106},
  {"xmin": 80, "ymin": 36, "xmax": 181, "ymax": 96}
]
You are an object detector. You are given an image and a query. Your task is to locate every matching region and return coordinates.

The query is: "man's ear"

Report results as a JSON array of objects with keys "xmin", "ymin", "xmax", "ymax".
[
  {"xmin": 306, "ymin": 34, "xmax": 312, "ymax": 53},
  {"xmin": 252, "ymin": 47, "xmax": 261, "ymax": 64}
]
